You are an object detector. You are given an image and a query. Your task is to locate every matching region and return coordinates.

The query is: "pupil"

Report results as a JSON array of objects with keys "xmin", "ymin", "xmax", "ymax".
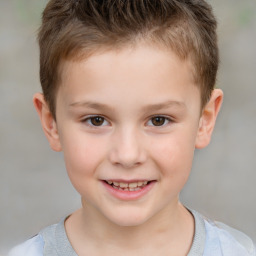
[
  {"xmin": 152, "ymin": 117, "xmax": 165, "ymax": 126},
  {"xmin": 92, "ymin": 117, "xmax": 104, "ymax": 126}
]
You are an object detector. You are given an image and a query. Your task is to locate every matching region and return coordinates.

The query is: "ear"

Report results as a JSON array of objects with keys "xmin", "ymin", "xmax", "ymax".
[
  {"xmin": 33, "ymin": 93, "xmax": 62, "ymax": 152},
  {"xmin": 195, "ymin": 89, "xmax": 223, "ymax": 149}
]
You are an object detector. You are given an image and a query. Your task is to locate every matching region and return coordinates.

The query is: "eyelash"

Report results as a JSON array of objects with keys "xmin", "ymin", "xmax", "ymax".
[
  {"xmin": 146, "ymin": 116, "xmax": 172, "ymax": 127},
  {"xmin": 82, "ymin": 115, "xmax": 110, "ymax": 127},
  {"xmin": 81, "ymin": 115, "xmax": 172, "ymax": 127}
]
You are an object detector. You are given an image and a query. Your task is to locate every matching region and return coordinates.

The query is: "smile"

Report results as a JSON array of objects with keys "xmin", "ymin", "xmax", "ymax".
[
  {"xmin": 102, "ymin": 180, "xmax": 156, "ymax": 200},
  {"xmin": 105, "ymin": 180, "xmax": 149, "ymax": 191}
]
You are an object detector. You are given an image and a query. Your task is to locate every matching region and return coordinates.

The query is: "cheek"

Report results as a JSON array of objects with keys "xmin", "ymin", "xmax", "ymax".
[
  {"xmin": 60, "ymin": 134, "xmax": 106, "ymax": 190},
  {"xmin": 155, "ymin": 141, "xmax": 194, "ymax": 199},
  {"xmin": 151, "ymin": 132, "xmax": 196, "ymax": 182}
]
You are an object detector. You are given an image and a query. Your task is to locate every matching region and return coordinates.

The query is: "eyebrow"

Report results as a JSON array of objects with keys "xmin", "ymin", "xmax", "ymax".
[
  {"xmin": 69, "ymin": 100, "xmax": 186, "ymax": 112},
  {"xmin": 141, "ymin": 100, "xmax": 187, "ymax": 112},
  {"xmin": 69, "ymin": 101, "xmax": 114, "ymax": 112}
]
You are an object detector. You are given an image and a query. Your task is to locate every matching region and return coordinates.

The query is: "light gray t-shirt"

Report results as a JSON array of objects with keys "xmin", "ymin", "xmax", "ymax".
[{"xmin": 9, "ymin": 210, "xmax": 256, "ymax": 256}]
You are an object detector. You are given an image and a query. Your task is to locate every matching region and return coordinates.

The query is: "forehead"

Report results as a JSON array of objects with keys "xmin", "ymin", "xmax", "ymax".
[
  {"xmin": 60, "ymin": 41, "xmax": 196, "ymax": 77},
  {"xmin": 57, "ymin": 44, "xmax": 200, "ymax": 111},
  {"xmin": 60, "ymin": 43, "xmax": 195, "ymax": 83}
]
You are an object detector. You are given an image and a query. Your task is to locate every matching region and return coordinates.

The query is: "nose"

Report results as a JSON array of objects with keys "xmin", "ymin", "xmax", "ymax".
[{"xmin": 108, "ymin": 127, "xmax": 147, "ymax": 169}]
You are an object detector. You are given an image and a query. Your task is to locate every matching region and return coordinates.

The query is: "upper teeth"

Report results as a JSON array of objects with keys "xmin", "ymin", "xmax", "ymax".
[{"xmin": 106, "ymin": 181, "xmax": 148, "ymax": 188}]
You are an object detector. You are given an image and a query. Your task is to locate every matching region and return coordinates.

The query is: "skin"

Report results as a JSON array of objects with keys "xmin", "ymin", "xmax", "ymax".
[{"xmin": 34, "ymin": 44, "xmax": 223, "ymax": 255}]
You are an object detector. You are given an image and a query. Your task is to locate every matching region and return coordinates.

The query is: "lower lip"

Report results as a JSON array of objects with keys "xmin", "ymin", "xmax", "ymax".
[{"xmin": 101, "ymin": 181, "xmax": 156, "ymax": 201}]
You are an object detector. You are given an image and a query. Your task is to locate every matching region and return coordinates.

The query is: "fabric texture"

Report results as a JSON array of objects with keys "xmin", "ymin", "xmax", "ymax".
[
  {"xmin": 9, "ymin": 210, "xmax": 256, "ymax": 256},
  {"xmin": 8, "ymin": 234, "xmax": 44, "ymax": 256}
]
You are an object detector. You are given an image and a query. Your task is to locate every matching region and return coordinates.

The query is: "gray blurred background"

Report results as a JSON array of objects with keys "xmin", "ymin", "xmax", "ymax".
[{"xmin": 0, "ymin": 0, "xmax": 256, "ymax": 254}]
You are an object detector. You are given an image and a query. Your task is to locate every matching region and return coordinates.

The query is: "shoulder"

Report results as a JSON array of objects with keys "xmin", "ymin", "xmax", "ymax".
[
  {"xmin": 8, "ymin": 234, "xmax": 44, "ymax": 256},
  {"xmin": 203, "ymin": 218, "xmax": 256, "ymax": 256},
  {"xmin": 8, "ymin": 218, "xmax": 71, "ymax": 256}
]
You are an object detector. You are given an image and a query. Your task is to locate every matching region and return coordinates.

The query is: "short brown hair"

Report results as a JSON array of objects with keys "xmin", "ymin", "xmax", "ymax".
[{"xmin": 38, "ymin": 0, "xmax": 218, "ymax": 118}]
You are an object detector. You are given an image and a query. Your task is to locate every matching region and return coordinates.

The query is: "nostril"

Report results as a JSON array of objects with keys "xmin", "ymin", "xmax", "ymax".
[
  {"xmin": 111, "ymin": 160, "xmax": 142, "ymax": 169},
  {"xmin": 108, "ymin": 135, "xmax": 147, "ymax": 168}
]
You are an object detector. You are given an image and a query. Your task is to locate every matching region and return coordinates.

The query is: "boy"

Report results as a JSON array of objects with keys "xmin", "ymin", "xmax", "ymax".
[{"xmin": 10, "ymin": 0, "xmax": 255, "ymax": 255}]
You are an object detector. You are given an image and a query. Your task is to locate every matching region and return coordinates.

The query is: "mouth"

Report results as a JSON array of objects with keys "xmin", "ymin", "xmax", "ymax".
[
  {"xmin": 104, "ymin": 180, "xmax": 152, "ymax": 192},
  {"xmin": 102, "ymin": 179, "xmax": 156, "ymax": 200}
]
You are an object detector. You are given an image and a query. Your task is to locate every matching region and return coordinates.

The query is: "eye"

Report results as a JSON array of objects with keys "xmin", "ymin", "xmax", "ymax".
[
  {"xmin": 147, "ymin": 116, "xmax": 171, "ymax": 127},
  {"xmin": 83, "ymin": 116, "xmax": 109, "ymax": 127}
]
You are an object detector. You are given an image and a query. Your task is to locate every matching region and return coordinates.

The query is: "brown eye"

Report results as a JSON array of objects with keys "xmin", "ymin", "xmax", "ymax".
[
  {"xmin": 151, "ymin": 116, "xmax": 167, "ymax": 126},
  {"xmin": 90, "ymin": 116, "xmax": 105, "ymax": 126}
]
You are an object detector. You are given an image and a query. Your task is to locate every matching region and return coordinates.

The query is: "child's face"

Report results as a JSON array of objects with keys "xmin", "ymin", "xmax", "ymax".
[{"xmin": 38, "ymin": 45, "xmax": 219, "ymax": 226}]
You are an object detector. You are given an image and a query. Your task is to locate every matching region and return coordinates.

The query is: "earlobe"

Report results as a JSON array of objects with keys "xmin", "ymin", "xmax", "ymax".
[
  {"xmin": 33, "ymin": 93, "xmax": 62, "ymax": 152},
  {"xmin": 195, "ymin": 89, "xmax": 223, "ymax": 149}
]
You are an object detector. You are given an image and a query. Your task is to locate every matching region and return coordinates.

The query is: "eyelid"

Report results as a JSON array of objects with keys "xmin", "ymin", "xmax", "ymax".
[
  {"xmin": 80, "ymin": 114, "xmax": 173, "ymax": 127},
  {"xmin": 81, "ymin": 115, "xmax": 110, "ymax": 127},
  {"xmin": 146, "ymin": 115, "xmax": 173, "ymax": 127}
]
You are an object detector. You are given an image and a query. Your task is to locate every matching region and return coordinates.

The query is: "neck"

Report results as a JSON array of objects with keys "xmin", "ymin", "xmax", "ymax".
[{"xmin": 65, "ymin": 201, "xmax": 194, "ymax": 255}]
